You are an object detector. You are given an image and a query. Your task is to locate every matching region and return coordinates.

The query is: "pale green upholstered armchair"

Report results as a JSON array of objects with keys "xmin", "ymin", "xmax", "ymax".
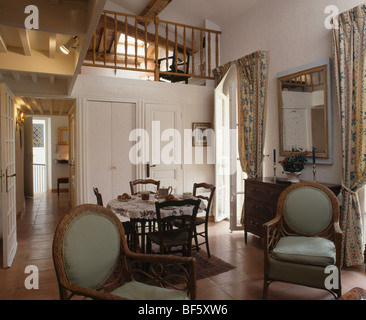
[
  {"xmin": 53, "ymin": 204, "xmax": 196, "ymax": 300},
  {"xmin": 263, "ymin": 182, "xmax": 342, "ymax": 299}
]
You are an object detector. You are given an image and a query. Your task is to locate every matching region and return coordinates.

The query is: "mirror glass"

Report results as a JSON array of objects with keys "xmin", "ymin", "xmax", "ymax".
[{"xmin": 277, "ymin": 59, "xmax": 332, "ymax": 162}]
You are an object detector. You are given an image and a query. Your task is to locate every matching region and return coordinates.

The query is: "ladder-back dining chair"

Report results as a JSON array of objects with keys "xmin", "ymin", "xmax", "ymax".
[
  {"xmin": 148, "ymin": 199, "xmax": 200, "ymax": 257},
  {"xmin": 129, "ymin": 179, "xmax": 160, "ymax": 195},
  {"xmin": 192, "ymin": 183, "xmax": 215, "ymax": 258},
  {"xmin": 93, "ymin": 187, "xmax": 103, "ymax": 206}
]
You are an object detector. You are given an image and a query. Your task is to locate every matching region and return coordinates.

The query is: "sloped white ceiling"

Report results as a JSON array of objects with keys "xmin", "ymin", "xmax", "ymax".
[{"xmin": 109, "ymin": 0, "xmax": 268, "ymax": 27}]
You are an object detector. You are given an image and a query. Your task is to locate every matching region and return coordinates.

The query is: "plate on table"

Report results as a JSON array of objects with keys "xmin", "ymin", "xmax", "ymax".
[
  {"xmin": 117, "ymin": 198, "xmax": 132, "ymax": 202},
  {"xmin": 181, "ymin": 195, "xmax": 193, "ymax": 199},
  {"xmin": 162, "ymin": 206, "xmax": 178, "ymax": 210}
]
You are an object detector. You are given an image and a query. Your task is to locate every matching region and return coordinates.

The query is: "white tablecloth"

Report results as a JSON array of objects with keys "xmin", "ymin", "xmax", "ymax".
[{"xmin": 107, "ymin": 195, "xmax": 206, "ymax": 221}]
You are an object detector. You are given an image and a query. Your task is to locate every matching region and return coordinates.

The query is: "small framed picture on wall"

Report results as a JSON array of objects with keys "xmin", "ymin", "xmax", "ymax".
[{"xmin": 192, "ymin": 122, "xmax": 211, "ymax": 147}]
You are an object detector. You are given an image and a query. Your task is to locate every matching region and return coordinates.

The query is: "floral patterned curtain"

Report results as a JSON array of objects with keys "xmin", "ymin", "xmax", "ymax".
[
  {"xmin": 213, "ymin": 51, "xmax": 269, "ymax": 223},
  {"xmin": 333, "ymin": 5, "xmax": 366, "ymax": 266},
  {"xmin": 213, "ymin": 51, "xmax": 269, "ymax": 178}
]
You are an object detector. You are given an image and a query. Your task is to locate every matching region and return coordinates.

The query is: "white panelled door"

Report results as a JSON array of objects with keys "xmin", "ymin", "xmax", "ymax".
[
  {"xmin": 0, "ymin": 83, "xmax": 17, "ymax": 268},
  {"xmin": 144, "ymin": 103, "xmax": 183, "ymax": 194},
  {"xmin": 214, "ymin": 88, "xmax": 231, "ymax": 222},
  {"xmin": 86, "ymin": 101, "xmax": 135, "ymax": 205}
]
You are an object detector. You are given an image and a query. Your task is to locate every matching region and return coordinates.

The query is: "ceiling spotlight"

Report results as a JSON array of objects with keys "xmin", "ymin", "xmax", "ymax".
[{"xmin": 60, "ymin": 36, "xmax": 78, "ymax": 55}]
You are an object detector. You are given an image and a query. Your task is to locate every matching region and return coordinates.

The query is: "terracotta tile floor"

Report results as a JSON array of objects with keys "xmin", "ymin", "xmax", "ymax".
[{"xmin": 1, "ymin": 191, "xmax": 365, "ymax": 300}]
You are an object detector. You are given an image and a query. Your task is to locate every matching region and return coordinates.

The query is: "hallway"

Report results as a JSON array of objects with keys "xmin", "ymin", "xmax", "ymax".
[
  {"xmin": 0, "ymin": 191, "xmax": 365, "ymax": 300},
  {"xmin": 0, "ymin": 192, "xmax": 70, "ymax": 299}
]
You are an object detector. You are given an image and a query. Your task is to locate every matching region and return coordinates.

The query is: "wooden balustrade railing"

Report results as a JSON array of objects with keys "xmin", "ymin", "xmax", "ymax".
[{"xmin": 83, "ymin": 10, "xmax": 221, "ymax": 82}]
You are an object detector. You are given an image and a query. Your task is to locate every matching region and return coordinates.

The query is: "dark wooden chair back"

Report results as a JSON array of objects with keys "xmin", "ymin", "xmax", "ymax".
[
  {"xmin": 153, "ymin": 199, "xmax": 200, "ymax": 257},
  {"xmin": 129, "ymin": 179, "xmax": 160, "ymax": 195},
  {"xmin": 193, "ymin": 183, "xmax": 215, "ymax": 219},
  {"xmin": 93, "ymin": 187, "xmax": 103, "ymax": 206}
]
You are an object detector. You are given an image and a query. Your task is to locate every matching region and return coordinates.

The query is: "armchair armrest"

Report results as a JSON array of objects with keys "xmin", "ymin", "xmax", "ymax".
[
  {"xmin": 333, "ymin": 221, "xmax": 343, "ymax": 270},
  {"xmin": 263, "ymin": 216, "xmax": 282, "ymax": 257},
  {"xmin": 58, "ymin": 251, "xmax": 197, "ymax": 300}
]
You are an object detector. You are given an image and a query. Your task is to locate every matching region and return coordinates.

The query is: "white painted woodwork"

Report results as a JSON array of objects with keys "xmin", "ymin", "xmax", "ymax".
[
  {"xmin": 0, "ymin": 83, "xmax": 17, "ymax": 268},
  {"xmin": 18, "ymin": 29, "xmax": 31, "ymax": 56},
  {"xmin": 0, "ymin": 31, "xmax": 7, "ymax": 53},
  {"xmin": 69, "ymin": 109, "xmax": 77, "ymax": 208},
  {"xmin": 144, "ymin": 103, "xmax": 183, "ymax": 194},
  {"xmin": 49, "ymin": 33, "xmax": 57, "ymax": 59},
  {"xmin": 85, "ymin": 100, "xmax": 136, "ymax": 205}
]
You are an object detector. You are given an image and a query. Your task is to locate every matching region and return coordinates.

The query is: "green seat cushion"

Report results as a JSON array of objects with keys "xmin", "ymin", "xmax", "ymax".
[
  {"xmin": 272, "ymin": 236, "xmax": 336, "ymax": 267},
  {"xmin": 268, "ymin": 258, "xmax": 330, "ymax": 289},
  {"xmin": 111, "ymin": 281, "xmax": 188, "ymax": 300}
]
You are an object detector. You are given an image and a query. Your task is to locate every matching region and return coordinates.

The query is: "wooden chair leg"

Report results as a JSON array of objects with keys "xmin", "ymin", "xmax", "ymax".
[
  {"xmin": 194, "ymin": 227, "xmax": 200, "ymax": 252},
  {"xmin": 263, "ymin": 279, "xmax": 269, "ymax": 300},
  {"xmin": 204, "ymin": 224, "xmax": 210, "ymax": 258}
]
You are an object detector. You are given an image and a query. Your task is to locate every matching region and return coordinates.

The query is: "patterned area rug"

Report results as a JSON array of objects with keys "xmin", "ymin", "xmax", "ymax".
[{"xmin": 191, "ymin": 250, "xmax": 236, "ymax": 280}]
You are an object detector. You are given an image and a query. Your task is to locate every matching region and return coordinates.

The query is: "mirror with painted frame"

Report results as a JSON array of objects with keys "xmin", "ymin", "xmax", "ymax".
[
  {"xmin": 277, "ymin": 58, "xmax": 333, "ymax": 164},
  {"xmin": 58, "ymin": 127, "xmax": 69, "ymax": 145}
]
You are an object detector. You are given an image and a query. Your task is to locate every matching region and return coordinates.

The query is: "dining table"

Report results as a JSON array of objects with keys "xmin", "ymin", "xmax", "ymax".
[{"xmin": 107, "ymin": 194, "xmax": 206, "ymax": 253}]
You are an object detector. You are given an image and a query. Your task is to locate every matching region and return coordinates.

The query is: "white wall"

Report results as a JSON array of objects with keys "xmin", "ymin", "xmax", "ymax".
[
  {"xmin": 220, "ymin": 0, "xmax": 364, "ymax": 184},
  {"xmin": 71, "ymin": 74, "xmax": 215, "ymax": 204},
  {"xmin": 50, "ymin": 116, "xmax": 69, "ymax": 190}
]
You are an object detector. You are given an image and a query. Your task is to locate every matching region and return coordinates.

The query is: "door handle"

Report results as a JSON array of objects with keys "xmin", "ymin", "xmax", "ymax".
[
  {"xmin": 146, "ymin": 163, "xmax": 156, "ymax": 177},
  {"xmin": 6, "ymin": 169, "xmax": 16, "ymax": 193},
  {"xmin": 0, "ymin": 169, "xmax": 3, "ymax": 192}
]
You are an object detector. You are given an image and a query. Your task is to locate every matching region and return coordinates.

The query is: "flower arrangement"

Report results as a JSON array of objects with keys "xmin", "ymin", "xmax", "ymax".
[{"xmin": 279, "ymin": 151, "xmax": 308, "ymax": 173}]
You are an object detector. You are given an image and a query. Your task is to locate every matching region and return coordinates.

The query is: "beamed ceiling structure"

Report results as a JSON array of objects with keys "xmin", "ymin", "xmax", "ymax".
[{"xmin": 0, "ymin": 0, "xmax": 176, "ymax": 116}]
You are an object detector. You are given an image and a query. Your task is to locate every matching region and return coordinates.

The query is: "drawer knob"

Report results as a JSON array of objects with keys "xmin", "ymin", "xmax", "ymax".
[{"xmin": 250, "ymin": 220, "xmax": 259, "ymax": 227}]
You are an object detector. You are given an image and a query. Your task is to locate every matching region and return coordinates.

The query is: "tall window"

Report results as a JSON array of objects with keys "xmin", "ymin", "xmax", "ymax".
[{"xmin": 116, "ymin": 34, "xmax": 148, "ymax": 68}]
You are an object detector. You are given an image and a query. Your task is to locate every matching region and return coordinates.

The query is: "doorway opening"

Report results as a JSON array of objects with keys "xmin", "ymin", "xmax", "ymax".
[
  {"xmin": 32, "ymin": 119, "xmax": 47, "ymax": 193},
  {"xmin": 19, "ymin": 98, "xmax": 75, "ymax": 201},
  {"xmin": 214, "ymin": 65, "xmax": 245, "ymax": 231}
]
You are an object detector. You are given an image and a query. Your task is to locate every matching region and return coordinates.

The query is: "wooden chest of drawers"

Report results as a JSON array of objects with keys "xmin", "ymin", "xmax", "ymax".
[{"xmin": 244, "ymin": 178, "xmax": 341, "ymax": 243}]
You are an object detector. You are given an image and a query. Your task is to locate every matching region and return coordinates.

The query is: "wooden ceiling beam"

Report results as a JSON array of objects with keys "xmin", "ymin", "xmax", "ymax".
[
  {"xmin": 30, "ymin": 73, "xmax": 38, "ymax": 83},
  {"xmin": 18, "ymin": 29, "xmax": 32, "ymax": 56},
  {"xmin": 20, "ymin": 98, "xmax": 35, "ymax": 114},
  {"xmin": 49, "ymin": 100, "xmax": 54, "ymax": 115},
  {"xmin": 0, "ymin": 31, "xmax": 7, "ymax": 53},
  {"xmin": 68, "ymin": 101, "xmax": 75, "ymax": 116},
  {"xmin": 49, "ymin": 33, "xmax": 57, "ymax": 59},
  {"xmin": 12, "ymin": 71, "xmax": 21, "ymax": 81},
  {"xmin": 139, "ymin": 0, "xmax": 172, "ymax": 21},
  {"xmin": 59, "ymin": 100, "xmax": 64, "ymax": 115},
  {"xmin": 35, "ymin": 99, "xmax": 44, "ymax": 114}
]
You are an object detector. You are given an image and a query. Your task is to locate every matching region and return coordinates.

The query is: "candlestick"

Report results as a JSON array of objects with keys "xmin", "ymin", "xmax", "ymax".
[
  {"xmin": 312, "ymin": 164, "xmax": 317, "ymax": 183},
  {"xmin": 272, "ymin": 161, "xmax": 277, "ymax": 181}
]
